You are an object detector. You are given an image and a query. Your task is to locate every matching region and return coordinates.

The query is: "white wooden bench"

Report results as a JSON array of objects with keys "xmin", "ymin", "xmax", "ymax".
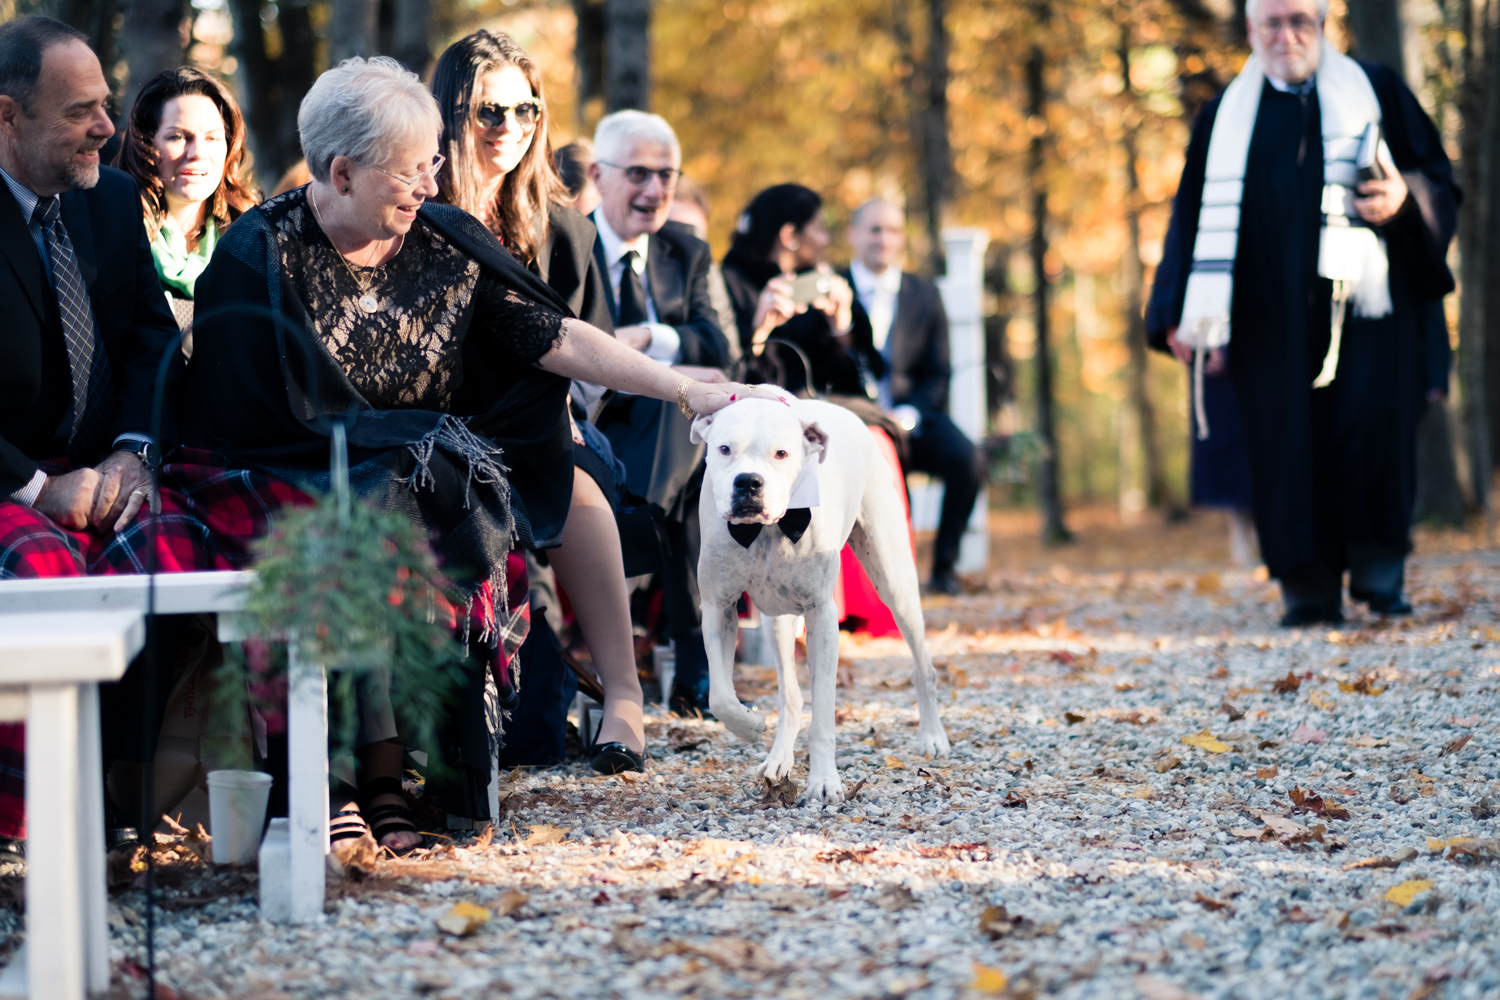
[{"xmin": 0, "ymin": 571, "xmax": 331, "ymax": 998}]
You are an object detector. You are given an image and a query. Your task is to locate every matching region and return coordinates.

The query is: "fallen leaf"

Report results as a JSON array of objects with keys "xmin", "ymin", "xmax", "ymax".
[
  {"xmin": 1283, "ymin": 906, "xmax": 1316, "ymax": 923},
  {"xmin": 1290, "ymin": 724, "xmax": 1328, "ymax": 745},
  {"xmin": 1116, "ymin": 710, "xmax": 1153, "ymax": 725},
  {"xmin": 1383, "ymin": 880, "xmax": 1434, "ymax": 907},
  {"xmin": 1257, "ymin": 739, "xmax": 1280, "ymax": 750},
  {"xmin": 1349, "ymin": 734, "xmax": 1389, "ymax": 747},
  {"xmin": 472, "ymin": 824, "xmax": 495, "ymax": 850},
  {"xmin": 494, "ymin": 888, "xmax": 528, "ymax": 916},
  {"xmin": 971, "ymin": 962, "xmax": 1008, "ymax": 994},
  {"xmin": 844, "ymin": 777, "xmax": 869, "ymax": 801},
  {"xmin": 1337, "ymin": 675, "xmax": 1386, "ymax": 696},
  {"xmin": 1426, "ymin": 836, "xmax": 1473, "ymax": 851},
  {"xmin": 1308, "ymin": 690, "xmax": 1337, "ymax": 711},
  {"xmin": 437, "ymin": 900, "xmax": 491, "ymax": 936},
  {"xmin": 816, "ymin": 846, "xmax": 878, "ymax": 864},
  {"xmin": 883, "ymin": 756, "xmax": 906, "ymax": 770},
  {"xmin": 1390, "ymin": 784, "xmax": 1414, "ymax": 804},
  {"xmin": 1450, "ymin": 715, "xmax": 1481, "ymax": 727},
  {"xmin": 1064, "ymin": 711, "xmax": 1087, "ymax": 725},
  {"xmin": 1210, "ymin": 664, "xmax": 1230, "ymax": 679},
  {"xmin": 1218, "ymin": 701, "xmax": 1246, "ymax": 722},
  {"xmin": 915, "ymin": 842, "xmax": 991, "ymax": 861},
  {"xmin": 1194, "ymin": 891, "xmax": 1234, "ymax": 913},
  {"xmin": 761, "ymin": 774, "xmax": 798, "ymax": 809},
  {"xmin": 1256, "ymin": 764, "xmax": 1280, "ymax": 779},
  {"xmin": 1001, "ymin": 790, "xmax": 1028, "ymax": 809},
  {"xmin": 1272, "ymin": 671, "xmax": 1302, "ymax": 695},
  {"xmin": 524, "ymin": 824, "xmax": 568, "ymax": 846},
  {"xmin": 1155, "ymin": 755, "xmax": 1182, "ymax": 773},
  {"xmin": 1290, "ymin": 786, "xmax": 1350, "ymax": 820},
  {"xmin": 1472, "ymin": 797, "xmax": 1496, "ymax": 820},
  {"xmin": 1261, "ymin": 815, "xmax": 1309, "ymax": 837},
  {"xmin": 1229, "ymin": 827, "xmax": 1274, "ymax": 840},
  {"xmin": 1440, "ymin": 734, "xmax": 1473, "ymax": 756},
  {"xmin": 1181, "ymin": 730, "xmax": 1231, "ymax": 754},
  {"xmin": 1344, "ymin": 855, "xmax": 1403, "ymax": 871},
  {"xmin": 1443, "ymin": 838, "xmax": 1500, "ymax": 860},
  {"xmin": 978, "ymin": 904, "xmax": 1031, "ymax": 939},
  {"xmin": 1195, "ymin": 572, "xmax": 1221, "ymax": 594}
]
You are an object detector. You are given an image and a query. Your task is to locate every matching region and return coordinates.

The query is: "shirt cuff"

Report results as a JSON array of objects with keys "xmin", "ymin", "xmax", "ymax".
[
  {"xmin": 644, "ymin": 324, "xmax": 682, "ymax": 364},
  {"xmin": 8, "ymin": 469, "xmax": 46, "ymax": 507},
  {"xmin": 113, "ymin": 432, "xmax": 153, "ymax": 450}
]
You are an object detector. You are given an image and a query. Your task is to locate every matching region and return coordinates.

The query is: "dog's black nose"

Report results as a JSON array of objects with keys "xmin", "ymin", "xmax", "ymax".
[{"xmin": 733, "ymin": 473, "xmax": 764, "ymax": 494}]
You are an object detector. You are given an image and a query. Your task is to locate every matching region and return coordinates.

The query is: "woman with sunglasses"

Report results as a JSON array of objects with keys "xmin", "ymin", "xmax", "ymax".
[{"xmin": 430, "ymin": 31, "xmax": 653, "ymax": 776}]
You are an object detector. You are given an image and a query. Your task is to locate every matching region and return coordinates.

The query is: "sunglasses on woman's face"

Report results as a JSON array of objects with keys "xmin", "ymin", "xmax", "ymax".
[{"xmin": 476, "ymin": 101, "xmax": 542, "ymax": 131}]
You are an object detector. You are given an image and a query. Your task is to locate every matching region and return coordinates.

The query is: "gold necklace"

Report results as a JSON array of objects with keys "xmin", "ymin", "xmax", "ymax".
[{"xmin": 307, "ymin": 186, "xmax": 403, "ymax": 314}]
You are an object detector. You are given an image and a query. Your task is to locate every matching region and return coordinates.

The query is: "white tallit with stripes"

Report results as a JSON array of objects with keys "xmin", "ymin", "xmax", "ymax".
[{"xmin": 1179, "ymin": 40, "xmax": 1392, "ymax": 438}]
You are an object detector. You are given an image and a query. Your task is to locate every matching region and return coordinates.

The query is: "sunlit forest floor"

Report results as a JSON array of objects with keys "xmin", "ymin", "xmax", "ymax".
[{"xmin": 100, "ymin": 504, "xmax": 1499, "ymax": 1000}]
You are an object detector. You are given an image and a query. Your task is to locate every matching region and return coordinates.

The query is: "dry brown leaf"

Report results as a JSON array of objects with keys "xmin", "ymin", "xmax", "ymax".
[
  {"xmin": 436, "ymin": 901, "xmax": 491, "ymax": 936},
  {"xmin": 494, "ymin": 889, "xmax": 528, "ymax": 917},
  {"xmin": 524, "ymin": 824, "xmax": 569, "ymax": 846},
  {"xmin": 915, "ymin": 842, "xmax": 991, "ymax": 861},
  {"xmin": 1001, "ymin": 790, "xmax": 1028, "ymax": 809},
  {"xmin": 1272, "ymin": 671, "xmax": 1303, "ymax": 695},
  {"xmin": 1308, "ymin": 690, "xmax": 1338, "ymax": 711},
  {"xmin": 1344, "ymin": 855, "xmax": 1403, "ymax": 871},
  {"xmin": 817, "ymin": 846, "xmax": 878, "ymax": 864},
  {"xmin": 1337, "ymin": 674, "xmax": 1386, "ymax": 696},
  {"xmin": 1181, "ymin": 730, "xmax": 1231, "ymax": 753},
  {"xmin": 471, "ymin": 824, "xmax": 495, "ymax": 850},
  {"xmin": 761, "ymin": 774, "xmax": 798, "ymax": 809},
  {"xmin": 1064, "ymin": 711, "xmax": 1087, "ymax": 725},
  {"xmin": 884, "ymin": 756, "xmax": 906, "ymax": 769},
  {"xmin": 1349, "ymin": 734, "xmax": 1389, "ymax": 747},
  {"xmin": 1290, "ymin": 786, "xmax": 1350, "ymax": 820},
  {"xmin": 1194, "ymin": 891, "xmax": 1234, "ymax": 914},
  {"xmin": 1440, "ymin": 734, "xmax": 1474, "ymax": 756},
  {"xmin": 1218, "ymin": 701, "xmax": 1246, "ymax": 722},
  {"xmin": 1155, "ymin": 755, "xmax": 1182, "ymax": 773},
  {"xmin": 1290, "ymin": 724, "xmax": 1328, "ymax": 744},
  {"xmin": 1256, "ymin": 764, "xmax": 1280, "ymax": 779},
  {"xmin": 1283, "ymin": 906, "xmax": 1316, "ymax": 923},
  {"xmin": 844, "ymin": 777, "xmax": 869, "ymax": 801}
]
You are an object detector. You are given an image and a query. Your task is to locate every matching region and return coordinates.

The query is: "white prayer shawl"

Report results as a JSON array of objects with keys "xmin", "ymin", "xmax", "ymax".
[{"xmin": 1178, "ymin": 40, "xmax": 1393, "ymax": 438}]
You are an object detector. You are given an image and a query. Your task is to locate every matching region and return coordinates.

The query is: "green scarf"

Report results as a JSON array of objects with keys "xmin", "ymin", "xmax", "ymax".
[{"xmin": 150, "ymin": 214, "xmax": 219, "ymax": 300}]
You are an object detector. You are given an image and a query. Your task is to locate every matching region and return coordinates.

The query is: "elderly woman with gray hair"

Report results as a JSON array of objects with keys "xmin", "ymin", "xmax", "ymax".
[{"xmin": 182, "ymin": 56, "xmax": 758, "ymax": 851}]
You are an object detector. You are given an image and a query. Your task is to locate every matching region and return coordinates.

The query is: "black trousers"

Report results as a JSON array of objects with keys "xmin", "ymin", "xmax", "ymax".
[
  {"xmin": 1279, "ymin": 541, "xmax": 1406, "ymax": 613},
  {"xmin": 904, "ymin": 410, "xmax": 981, "ymax": 575}
]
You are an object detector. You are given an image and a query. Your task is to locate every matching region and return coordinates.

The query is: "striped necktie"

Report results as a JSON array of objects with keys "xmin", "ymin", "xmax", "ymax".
[{"xmin": 34, "ymin": 196, "xmax": 113, "ymax": 456}]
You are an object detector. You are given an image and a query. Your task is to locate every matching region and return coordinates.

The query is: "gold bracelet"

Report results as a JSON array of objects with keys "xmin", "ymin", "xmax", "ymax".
[{"xmin": 676, "ymin": 378, "xmax": 696, "ymax": 418}]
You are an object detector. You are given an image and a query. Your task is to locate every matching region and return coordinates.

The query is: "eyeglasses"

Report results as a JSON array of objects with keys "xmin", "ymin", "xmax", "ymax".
[
  {"xmin": 599, "ymin": 161, "xmax": 683, "ymax": 188},
  {"xmin": 476, "ymin": 101, "xmax": 542, "ymax": 131},
  {"xmin": 369, "ymin": 153, "xmax": 446, "ymax": 190},
  {"xmin": 1256, "ymin": 13, "xmax": 1321, "ymax": 38}
]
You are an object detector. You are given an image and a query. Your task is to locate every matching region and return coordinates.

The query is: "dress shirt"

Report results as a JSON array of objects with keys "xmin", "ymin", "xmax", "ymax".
[
  {"xmin": 850, "ymin": 259, "xmax": 903, "ymax": 409},
  {"xmin": 1266, "ymin": 73, "xmax": 1316, "ymax": 95},
  {"xmin": 593, "ymin": 209, "xmax": 680, "ymax": 364},
  {"xmin": 0, "ymin": 165, "xmax": 146, "ymax": 506}
]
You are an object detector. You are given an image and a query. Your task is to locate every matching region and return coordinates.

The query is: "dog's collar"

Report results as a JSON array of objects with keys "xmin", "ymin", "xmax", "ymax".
[{"xmin": 728, "ymin": 508, "xmax": 812, "ymax": 548}]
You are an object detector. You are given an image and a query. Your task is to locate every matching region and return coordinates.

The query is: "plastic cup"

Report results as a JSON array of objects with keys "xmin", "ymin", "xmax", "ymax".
[{"xmin": 206, "ymin": 769, "xmax": 273, "ymax": 865}]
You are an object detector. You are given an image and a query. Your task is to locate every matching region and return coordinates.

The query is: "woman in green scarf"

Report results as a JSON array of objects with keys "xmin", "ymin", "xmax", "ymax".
[{"xmin": 117, "ymin": 68, "xmax": 259, "ymax": 343}]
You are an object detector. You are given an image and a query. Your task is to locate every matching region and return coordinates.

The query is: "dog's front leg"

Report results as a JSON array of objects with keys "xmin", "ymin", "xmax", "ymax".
[
  {"xmin": 756, "ymin": 614, "xmax": 803, "ymax": 782},
  {"xmin": 802, "ymin": 602, "xmax": 844, "ymax": 803},
  {"xmin": 703, "ymin": 599, "xmax": 765, "ymax": 744}
]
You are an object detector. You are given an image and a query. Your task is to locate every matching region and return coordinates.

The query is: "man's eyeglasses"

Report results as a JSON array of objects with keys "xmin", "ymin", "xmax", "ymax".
[
  {"xmin": 599, "ymin": 161, "xmax": 683, "ymax": 188},
  {"xmin": 370, "ymin": 154, "xmax": 446, "ymax": 190},
  {"xmin": 477, "ymin": 101, "xmax": 542, "ymax": 130},
  {"xmin": 1256, "ymin": 13, "xmax": 1320, "ymax": 38}
]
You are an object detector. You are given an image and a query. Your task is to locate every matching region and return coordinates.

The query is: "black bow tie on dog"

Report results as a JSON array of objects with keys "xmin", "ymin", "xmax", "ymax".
[{"xmin": 728, "ymin": 508, "xmax": 811, "ymax": 548}]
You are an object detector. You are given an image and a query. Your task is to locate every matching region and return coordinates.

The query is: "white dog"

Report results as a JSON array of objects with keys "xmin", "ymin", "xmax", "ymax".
[{"xmin": 691, "ymin": 396, "xmax": 949, "ymax": 803}]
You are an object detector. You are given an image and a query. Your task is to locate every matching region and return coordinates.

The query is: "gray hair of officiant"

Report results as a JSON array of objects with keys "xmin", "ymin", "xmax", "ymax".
[
  {"xmin": 1245, "ymin": 0, "xmax": 1328, "ymax": 20},
  {"xmin": 298, "ymin": 55, "xmax": 442, "ymax": 184}
]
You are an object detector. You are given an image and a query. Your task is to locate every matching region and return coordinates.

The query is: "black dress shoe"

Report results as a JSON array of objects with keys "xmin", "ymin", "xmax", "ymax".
[
  {"xmin": 926, "ymin": 568, "xmax": 962, "ymax": 596},
  {"xmin": 1363, "ymin": 594, "xmax": 1412, "ymax": 615},
  {"xmin": 589, "ymin": 742, "xmax": 646, "ymax": 775},
  {"xmin": 669, "ymin": 670, "xmax": 714, "ymax": 720},
  {"xmin": 1279, "ymin": 606, "xmax": 1344, "ymax": 628}
]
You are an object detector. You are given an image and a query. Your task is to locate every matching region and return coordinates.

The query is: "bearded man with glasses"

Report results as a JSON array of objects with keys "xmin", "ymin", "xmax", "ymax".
[{"xmin": 1147, "ymin": 0, "xmax": 1459, "ymax": 626}]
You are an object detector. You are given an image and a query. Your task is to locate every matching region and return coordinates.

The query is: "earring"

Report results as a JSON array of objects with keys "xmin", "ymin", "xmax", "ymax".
[
  {"xmin": 342, "ymin": 187, "xmax": 349, "ymax": 194},
  {"xmin": 788, "ymin": 241, "xmax": 800, "ymax": 251}
]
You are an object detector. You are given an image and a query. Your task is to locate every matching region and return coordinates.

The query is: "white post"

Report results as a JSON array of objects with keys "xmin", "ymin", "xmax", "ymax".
[
  {"xmin": 76, "ymin": 683, "xmax": 109, "ymax": 994},
  {"xmin": 27, "ymin": 685, "xmax": 83, "ymax": 1000},
  {"xmin": 936, "ymin": 227, "xmax": 992, "ymax": 574},
  {"xmin": 286, "ymin": 640, "xmax": 327, "ymax": 924}
]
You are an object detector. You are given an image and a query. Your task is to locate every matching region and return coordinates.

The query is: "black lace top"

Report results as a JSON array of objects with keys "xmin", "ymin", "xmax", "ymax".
[{"xmin": 263, "ymin": 188, "xmax": 565, "ymax": 410}]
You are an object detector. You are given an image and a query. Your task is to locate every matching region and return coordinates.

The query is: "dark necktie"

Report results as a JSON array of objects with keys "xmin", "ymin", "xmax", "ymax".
[
  {"xmin": 35, "ymin": 197, "xmax": 112, "ymax": 456},
  {"xmin": 617, "ymin": 249, "xmax": 649, "ymax": 326}
]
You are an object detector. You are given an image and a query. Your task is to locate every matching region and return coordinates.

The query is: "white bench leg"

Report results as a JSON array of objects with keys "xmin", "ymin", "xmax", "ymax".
[
  {"xmin": 77, "ymin": 683, "xmax": 109, "ymax": 994},
  {"xmin": 286, "ymin": 644, "xmax": 327, "ymax": 924},
  {"xmin": 26, "ymin": 684, "xmax": 83, "ymax": 1000}
]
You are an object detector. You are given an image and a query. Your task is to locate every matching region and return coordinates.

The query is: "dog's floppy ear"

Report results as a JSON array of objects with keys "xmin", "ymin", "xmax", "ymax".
[
  {"xmin": 690, "ymin": 412, "xmax": 714, "ymax": 445},
  {"xmin": 802, "ymin": 421, "xmax": 829, "ymax": 464}
]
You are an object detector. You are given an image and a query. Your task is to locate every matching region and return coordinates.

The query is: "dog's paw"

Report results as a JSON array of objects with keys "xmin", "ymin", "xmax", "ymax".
[
  {"xmin": 715, "ymin": 704, "xmax": 767, "ymax": 745},
  {"xmin": 756, "ymin": 746, "xmax": 796, "ymax": 783},
  {"xmin": 918, "ymin": 725, "xmax": 951, "ymax": 758},
  {"xmin": 804, "ymin": 771, "xmax": 844, "ymax": 804}
]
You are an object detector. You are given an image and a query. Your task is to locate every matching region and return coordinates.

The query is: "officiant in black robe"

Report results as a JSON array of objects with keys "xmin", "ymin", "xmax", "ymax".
[{"xmin": 1147, "ymin": 3, "xmax": 1458, "ymax": 626}]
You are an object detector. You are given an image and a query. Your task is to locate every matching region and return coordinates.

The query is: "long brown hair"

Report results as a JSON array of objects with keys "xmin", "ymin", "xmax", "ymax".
[
  {"xmin": 431, "ymin": 30, "xmax": 568, "ymax": 266},
  {"xmin": 115, "ymin": 67, "xmax": 258, "ymax": 249}
]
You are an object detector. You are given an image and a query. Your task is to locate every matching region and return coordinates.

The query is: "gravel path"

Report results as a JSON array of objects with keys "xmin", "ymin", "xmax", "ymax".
[{"xmin": 106, "ymin": 556, "xmax": 1500, "ymax": 1000}]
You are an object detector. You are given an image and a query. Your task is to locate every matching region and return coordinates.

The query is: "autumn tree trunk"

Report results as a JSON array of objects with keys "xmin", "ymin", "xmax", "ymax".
[
  {"xmin": 329, "ymin": 0, "xmax": 380, "ymax": 65},
  {"xmin": 1117, "ymin": 22, "xmax": 1167, "ymax": 517},
  {"xmin": 229, "ymin": 0, "xmax": 318, "ymax": 189},
  {"xmin": 121, "ymin": 0, "xmax": 184, "ymax": 115},
  {"xmin": 605, "ymin": 0, "xmax": 650, "ymax": 111},
  {"xmin": 1027, "ymin": 18, "xmax": 1069, "ymax": 545},
  {"xmin": 1458, "ymin": 0, "xmax": 1497, "ymax": 538},
  {"xmin": 390, "ymin": 0, "xmax": 431, "ymax": 77},
  {"xmin": 918, "ymin": 0, "xmax": 950, "ymax": 276},
  {"xmin": 1346, "ymin": 0, "xmax": 1407, "ymax": 67}
]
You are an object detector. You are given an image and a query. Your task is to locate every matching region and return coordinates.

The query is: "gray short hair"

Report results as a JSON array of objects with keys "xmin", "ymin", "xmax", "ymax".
[
  {"xmin": 593, "ymin": 110, "xmax": 680, "ymax": 167},
  {"xmin": 1245, "ymin": 0, "xmax": 1328, "ymax": 22},
  {"xmin": 298, "ymin": 56, "xmax": 442, "ymax": 183}
]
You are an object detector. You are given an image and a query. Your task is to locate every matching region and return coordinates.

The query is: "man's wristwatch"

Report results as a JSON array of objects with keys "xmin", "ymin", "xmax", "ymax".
[{"xmin": 118, "ymin": 439, "xmax": 162, "ymax": 472}]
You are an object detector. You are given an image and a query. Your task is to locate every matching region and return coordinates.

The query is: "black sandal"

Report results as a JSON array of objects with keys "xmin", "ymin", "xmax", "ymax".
[
  {"xmin": 359, "ymin": 776, "xmax": 423, "ymax": 855},
  {"xmin": 330, "ymin": 807, "xmax": 369, "ymax": 846}
]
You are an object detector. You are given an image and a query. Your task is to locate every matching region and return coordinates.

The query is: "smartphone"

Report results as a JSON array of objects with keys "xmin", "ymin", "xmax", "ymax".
[
  {"xmin": 1356, "ymin": 123, "xmax": 1385, "ymax": 182},
  {"xmin": 788, "ymin": 271, "xmax": 834, "ymax": 306}
]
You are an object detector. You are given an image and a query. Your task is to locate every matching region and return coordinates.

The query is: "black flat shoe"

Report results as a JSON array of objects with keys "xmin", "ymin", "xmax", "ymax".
[
  {"xmin": 1365, "ymin": 595, "xmax": 1412, "ymax": 615},
  {"xmin": 1279, "ymin": 606, "xmax": 1344, "ymax": 627},
  {"xmin": 926, "ymin": 569, "xmax": 962, "ymax": 596},
  {"xmin": 589, "ymin": 742, "xmax": 646, "ymax": 775}
]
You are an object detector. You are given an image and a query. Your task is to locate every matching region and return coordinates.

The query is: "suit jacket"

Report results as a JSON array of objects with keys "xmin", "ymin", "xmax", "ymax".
[
  {"xmin": 0, "ymin": 166, "xmax": 177, "ymax": 495},
  {"xmin": 533, "ymin": 202, "xmax": 613, "ymax": 333},
  {"xmin": 594, "ymin": 217, "xmax": 728, "ymax": 508},
  {"xmin": 843, "ymin": 268, "xmax": 951, "ymax": 414}
]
